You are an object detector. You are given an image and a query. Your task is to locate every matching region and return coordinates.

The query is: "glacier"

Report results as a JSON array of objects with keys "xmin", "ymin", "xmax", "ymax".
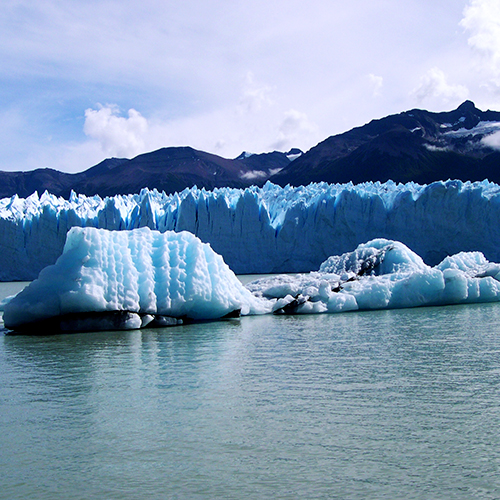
[
  {"xmin": 1, "ymin": 179, "xmax": 500, "ymax": 281},
  {"xmin": 4, "ymin": 229, "xmax": 500, "ymax": 333}
]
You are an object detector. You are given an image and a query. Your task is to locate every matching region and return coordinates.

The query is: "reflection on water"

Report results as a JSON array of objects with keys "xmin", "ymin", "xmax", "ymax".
[{"xmin": 1, "ymin": 301, "xmax": 500, "ymax": 499}]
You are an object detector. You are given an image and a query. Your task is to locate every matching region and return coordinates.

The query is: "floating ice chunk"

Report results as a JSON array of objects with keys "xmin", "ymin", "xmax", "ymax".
[
  {"xmin": 246, "ymin": 273, "xmax": 341, "ymax": 299},
  {"xmin": 247, "ymin": 239, "xmax": 500, "ymax": 314},
  {"xmin": 327, "ymin": 292, "xmax": 358, "ymax": 313},
  {"xmin": 388, "ymin": 268, "xmax": 445, "ymax": 308},
  {"xmin": 3, "ymin": 227, "xmax": 269, "ymax": 332},
  {"xmin": 436, "ymin": 251, "xmax": 500, "ymax": 278},
  {"xmin": 342, "ymin": 275, "xmax": 393, "ymax": 309},
  {"xmin": 0, "ymin": 294, "xmax": 17, "ymax": 311}
]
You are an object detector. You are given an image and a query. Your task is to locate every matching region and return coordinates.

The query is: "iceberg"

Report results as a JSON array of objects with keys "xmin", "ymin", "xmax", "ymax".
[
  {"xmin": 4, "ymin": 230, "xmax": 500, "ymax": 333},
  {"xmin": 3, "ymin": 227, "xmax": 270, "ymax": 332},
  {"xmin": 247, "ymin": 239, "xmax": 500, "ymax": 314},
  {"xmin": 2, "ymin": 180, "xmax": 500, "ymax": 281}
]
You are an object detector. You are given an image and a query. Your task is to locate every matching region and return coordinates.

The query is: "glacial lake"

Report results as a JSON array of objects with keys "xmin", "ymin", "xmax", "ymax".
[{"xmin": 1, "ymin": 281, "xmax": 500, "ymax": 499}]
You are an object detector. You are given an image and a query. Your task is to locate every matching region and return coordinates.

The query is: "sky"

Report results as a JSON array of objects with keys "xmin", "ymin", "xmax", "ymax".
[{"xmin": 0, "ymin": 0, "xmax": 500, "ymax": 173}]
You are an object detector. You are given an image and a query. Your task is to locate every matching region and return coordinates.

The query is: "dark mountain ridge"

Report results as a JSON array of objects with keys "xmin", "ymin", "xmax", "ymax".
[
  {"xmin": 0, "ymin": 147, "xmax": 300, "ymax": 199},
  {"xmin": 269, "ymin": 100, "xmax": 500, "ymax": 186},
  {"xmin": 1, "ymin": 101, "xmax": 500, "ymax": 198}
]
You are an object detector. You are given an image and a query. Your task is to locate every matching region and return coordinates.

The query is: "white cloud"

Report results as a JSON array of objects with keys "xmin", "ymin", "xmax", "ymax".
[
  {"xmin": 240, "ymin": 170, "xmax": 269, "ymax": 180},
  {"xmin": 410, "ymin": 67, "xmax": 469, "ymax": 107},
  {"xmin": 482, "ymin": 130, "xmax": 500, "ymax": 149},
  {"xmin": 1, "ymin": 0, "xmax": 497, "ymax": 173},
  {"xmin": 78, "ymin": 95, "xmax": 320, "ymax": 165},
  {"xmin": 237, "ymin": 72, "xmax": 275, "ymax": 115},
  {"xmin": 271, "ymin": 109, "xmax": 317, "ymax": 152},
  {"xmin": 461, "ymin": 0, "xmax": 500, "ymax": 70},
  {"xmin": 368, "ymin": 74, "xmax": 384, "ymax": 97},
  {"xmin": 83, "ymin": 105, "xmax": 148, "ymax": 158},
  {"xmin": 460, "ymin": 0, "xmax": 500, "ymax": 99}
]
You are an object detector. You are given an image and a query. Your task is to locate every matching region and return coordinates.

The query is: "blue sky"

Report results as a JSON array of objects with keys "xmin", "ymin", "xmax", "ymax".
[{"xmin": 0, "ymin": 0, "xmax": 499, "ymax": 172}]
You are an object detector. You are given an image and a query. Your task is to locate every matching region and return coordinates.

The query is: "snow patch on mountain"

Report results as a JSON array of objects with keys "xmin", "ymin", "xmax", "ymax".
[{"xmin": 444, "ymin": 121, "xmax": 500, "ymax": 138}]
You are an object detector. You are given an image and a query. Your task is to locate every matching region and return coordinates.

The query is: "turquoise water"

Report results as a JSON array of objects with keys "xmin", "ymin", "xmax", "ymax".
[{"xmin": 1, "ymin": 291, "xmax": 500, "ymax": 499}]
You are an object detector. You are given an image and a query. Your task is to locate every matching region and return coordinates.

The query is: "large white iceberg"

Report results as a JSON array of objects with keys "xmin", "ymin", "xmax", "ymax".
[
  {"xmin": 3, "ymin": 227, "xmax": 269, "ymax": 332},
  {"xmin": 2, "ymin": 179, "xmax": 500, "ymax": 281}
]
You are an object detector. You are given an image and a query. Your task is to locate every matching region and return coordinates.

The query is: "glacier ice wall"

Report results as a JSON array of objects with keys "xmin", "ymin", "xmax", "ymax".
[{"xmin": 1, "ymin": 180, "xmax": 500, "ymax": 281}]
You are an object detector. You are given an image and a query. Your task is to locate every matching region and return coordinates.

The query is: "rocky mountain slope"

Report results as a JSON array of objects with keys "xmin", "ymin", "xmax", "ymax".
[
  {"xmin": 269, "ymin": 101, "xmax": 500, "ymax": 186},
  {"xmin": 0, "ymin": 148, "xmax": 301, "ymax": 199}
]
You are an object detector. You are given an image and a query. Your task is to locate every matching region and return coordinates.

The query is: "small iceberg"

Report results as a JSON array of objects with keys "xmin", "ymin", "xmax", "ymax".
[
  {"xmin": 247, "ymin": 239, "xmax": 500, "ymax": 314},
  {"xmin": 4, "ymin": 229, "xmax": 500, "ymax": 333}
]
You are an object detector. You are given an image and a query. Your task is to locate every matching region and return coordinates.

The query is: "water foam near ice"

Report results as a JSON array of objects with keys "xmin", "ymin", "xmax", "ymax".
[{"xmin": 2, "ymin": 180, "xmax": 500, "ymax": 281}]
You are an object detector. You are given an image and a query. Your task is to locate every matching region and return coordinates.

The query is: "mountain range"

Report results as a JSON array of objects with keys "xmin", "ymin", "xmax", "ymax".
[
  {"xmin": 1, "ymin": 100, "xmax": 500, "ymax": 198},
  {"xmin": 271, "ymin": 100, "xmax": 500, "ymax": 187}
]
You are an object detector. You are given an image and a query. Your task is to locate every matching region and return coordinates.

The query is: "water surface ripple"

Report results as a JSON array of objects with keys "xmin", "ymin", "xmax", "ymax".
[{"xmin": 1, "ymin": 303, "xmax": 500, "ymax": 499}]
